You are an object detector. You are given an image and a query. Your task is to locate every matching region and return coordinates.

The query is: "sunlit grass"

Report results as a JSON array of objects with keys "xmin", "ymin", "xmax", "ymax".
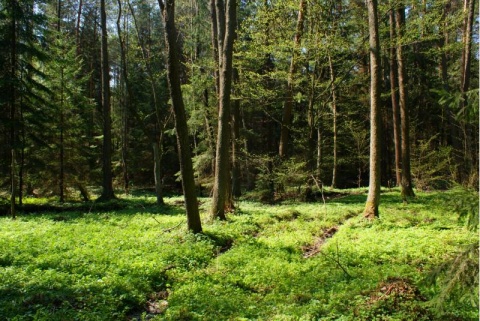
[{"xmin": 0, "ymin": 189, "xmax": 477, "ymax": 320}]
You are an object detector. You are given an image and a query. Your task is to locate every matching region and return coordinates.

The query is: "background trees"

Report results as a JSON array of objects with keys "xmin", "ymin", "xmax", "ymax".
[{"xmin": 0, "ymin": 0, "xmax": 477, "ymax": 213}]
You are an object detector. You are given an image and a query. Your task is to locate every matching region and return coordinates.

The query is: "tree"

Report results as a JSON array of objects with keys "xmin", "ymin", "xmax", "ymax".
[
  {"xmin": 158, "ymin": 0, "xmax": 202, "ymax": 233},
  {"xmin": 278, "ymin": 0, "xmax": 306, "ymax": 158},
  {"xmin": 395, "ymin": 5, "xmax": 415, "ymax": 199},
  {"xmin": 210, "ymin": 0, "xmax": 237, "ymax": 220},
  {"xmin": 363, "ymin": 0, "xmax": 382, "ymax": 219},
  {"xmin": 388, "ymin": 6, "xmax": 401, "ymax": 187},
  {"xmin": 98, "ymin": 0, "xmax": 116, "ymax": 201}
]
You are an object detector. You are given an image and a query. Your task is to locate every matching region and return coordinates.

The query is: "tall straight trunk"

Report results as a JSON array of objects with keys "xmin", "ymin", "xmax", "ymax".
[
  {"xmin": 438, "ymin": 4, "xmax": 451, "ymax": 147},
  {"xmin": 211, "ymin": 0, "xmax": 236, "ymax": 220},
  {"xmin": 117, "ymin": 0, "xmax": 131, "ymax": 193},
  {"xmin": 158, "ymin": 0, "xmax": 202, "ymax": 233},
  {"xmin": 9, "ymin": 0, "xmax": 17, "ymax": 219},
  {"xmin": 389, "ymin": 8, "xmax": 402, "ymax": 186},
  {"xmin": 395, "ymin": 7, "xmax": 415, "ymax": 199},
  {"xmin": 328, "ymin": 54, "xmax": 338, "ymax": 188},
  {"xmin": 278, "ymin": 0, "xmax": 306, "ymax": 158},
  {"xmin": 307, "ymin": 60, "xmax": 317, "ymax": 174},
  {"xmin": 57, "ymin": 0, "xmax": 65, "ymax": 203},
  {"xmin": 98, "ymin": 0, "xmax": 115, "ymax": 201},
  {"xmin": 203, "ymin": 89, "xmax": 215, "ymax": 173},
  {"xmin": 364, "ymin": 0, "xmax": 382, "ymax": 219},
  {"xmin": 129, "ymin": 0, "xmax": 165, "ymax": 203},
  {"xmin": 459, "ymin": 0, "xmax": 475, "ymax": 178},
  {"xmin": 231, "ymin": 70, "xmax": 241, "ymax": 197},
  {"xmin": 153, "ymin": 140, "xmax": 164, "ymax": 205},
  {"xmin": 76, "ymin": 0, "xmax": 82, "ymax": 54},
  {"xmin": 210, "ymin": 0, "xmax": 219, "ymax": 96}
]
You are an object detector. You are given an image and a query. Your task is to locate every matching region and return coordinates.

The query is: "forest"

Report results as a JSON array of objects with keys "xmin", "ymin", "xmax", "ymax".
[{"xmin": 0, "ymin": 0, "xmax": 478, "ymax": 320}]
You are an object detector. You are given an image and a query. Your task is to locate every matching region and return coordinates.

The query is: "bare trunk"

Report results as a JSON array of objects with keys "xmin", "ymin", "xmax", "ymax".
[
  {"xmin": 10, "ymin": 0, "xmax": 17, "ymax": 219},
  {"xmin": 159, "ymin": 0, "xmax": 202, "ymax": 233},
  {"xmin": 98, "ymin": 0, "xmax": 116, "ymax": 201},
  {"xmin": 278, "ymin": 0, "xmax": 306, "ymax": 158},
  {"xmin": 328, "ymin": 54, "xmax": 338, "ymax": 188},
  {"xmin": 364, "ymin": 0, "xmax": 381, "ymax": 219},
  {"xmin": 211, "ymin": 0, "xmax": 236, "ymax": 220},
  {"xmin": 459, "ymin": 0, "xmax": 475, "ymax": 179},
  {"xmin": 395, "ymin": 7, "xmax": 415, "ymax": 199},
  {"xmin": 129, "ymin": 0, "xmax": 166, "ymax": 201},
  {"xmin": 153, "ymin": 141, "xmax": 164, "ymax": 205},
  {"xmin": 117, "ymin": 0, "xmax": 131, "ymax": 193},
  {"xmin": 76, "ymin": 0, "xmax": 82, "ymax": 54},
  {"xmin": 389, "ymin": 8, "xmax": 402, "ymax": 186},
  {"xmin": 231, "ymin": 70, "xmax": 241, "ymax": 197}
]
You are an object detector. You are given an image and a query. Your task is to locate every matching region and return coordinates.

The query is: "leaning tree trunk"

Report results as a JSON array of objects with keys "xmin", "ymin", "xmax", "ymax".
[
  {"xmin": 395, "ymin": 6, "xmax": 415, "ymax": 199},
  {"xmin": 363, "ymin": 0, "xmax": 382, "ymax": 219},
  {"xmin": 158, "ymin": 0, "xmax": 202, "ymax": 233},
  {"xmin": 98, "ymin": 0, "xmax": 116, "ymax": 201},
  {"xmin": 210, "ymin": 0, "xmax": 236, "ymax": 220}
]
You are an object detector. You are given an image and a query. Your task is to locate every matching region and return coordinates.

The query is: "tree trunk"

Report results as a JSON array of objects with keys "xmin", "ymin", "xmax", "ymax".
[
  {"xmin": 129, "ymin": 0, "xmax": 166, "ymax": 203},
  {"xmin": 153, "ymin": 140, "xmax": 164, "ymax": 205},
  {"xmin": 459, "ymin": 0, "xmax": 475, "ymax": 180},
  {"xmin": 389, "ymin": 8, "xmax": 402, "ymax": 187},
  {"xmin": 76, "ymin": 0, "xmax": 82, "ymax": 54},
  {"xmin": 98, "ymin": 0, "xmax": 116, "ymax": 201},
  {"xmin": 57, "ymin": 0, "xmax": 65, "ymax": 203},
  {"xmin": 9, "ymin": 0, "xmax": 17, "ymax": 219},
  {"xmin": 158, "ymin": 0, "xmax": 202, "ymax": 233},
  {"xmin": 363, "ymin": 0, "xmax": 382, "ymax": 219},
  {"xmin": 117, "ymin": 0, "xmax": 131, "ymax": 194},
  {"xmin": 211, "ymin": 0, "xmax": 236, "ymax": 220},
  {"xmin": 231, "ymin": 70, "xmax": 241, "ymax": 197},
  {"xmin": 328, "ymin": 54, "xmax": 338, "ymax": 188},
  {"xmin": 278, "ymin": 0, "xmax": 306, "ymax": 158},
  {"xmin": 395, "ymin": 6, "xmax": 415, "ymax": 199}
]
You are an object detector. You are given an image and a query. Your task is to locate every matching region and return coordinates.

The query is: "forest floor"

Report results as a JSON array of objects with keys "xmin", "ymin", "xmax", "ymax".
[{"xmin": 0, "ymin": 188, "xmax": 478, "ymax": 320}]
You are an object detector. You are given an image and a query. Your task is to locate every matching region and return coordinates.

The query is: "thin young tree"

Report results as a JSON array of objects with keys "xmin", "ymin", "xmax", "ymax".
[
  {"xmin": 210, "ymin": 0, "xmax": 236, "ymax": 220},
  {"xmin": 158, "ymin": 0, "xmax": 202, "ymax": 233},
  {"xmin": 363, "ymin": 0, "xmax": 382, "ymax": 219},
  {"xmin": 98, "ymin": 0, "xmax": 116, "ymax": 201}
]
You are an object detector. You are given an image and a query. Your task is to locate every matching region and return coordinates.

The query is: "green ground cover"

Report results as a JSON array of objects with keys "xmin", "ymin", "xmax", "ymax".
[{"xmin": 0, "ymin": 189, "xmax": 477, "ymax": 320}]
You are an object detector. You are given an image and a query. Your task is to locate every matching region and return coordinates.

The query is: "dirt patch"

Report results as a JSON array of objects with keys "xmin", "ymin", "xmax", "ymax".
[
  {"xmin": 302, "ymin": 226, "xmax": 338, "ymax": 258},
  {"xmin": 367, "ymin": 277, "xmax": 425, "ymax": 305}
]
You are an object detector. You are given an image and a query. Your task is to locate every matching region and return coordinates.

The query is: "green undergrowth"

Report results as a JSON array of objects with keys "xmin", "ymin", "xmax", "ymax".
[{"xmin": 0, "ymin": 189, "xmax": 477, "ymax": 320}]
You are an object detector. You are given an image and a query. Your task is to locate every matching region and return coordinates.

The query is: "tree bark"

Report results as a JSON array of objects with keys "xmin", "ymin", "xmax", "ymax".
[
  {"xmin": 210, "ymin": 0, "xmax": 236, "ymax": 220},
  {"xmin": 9, "ymin": 0, "xmax": 17, "ymax": 219},
  {"xmin": 158, "ymin": 0, "xmax": 202, "ymax": 233},
  {"xmin": 129, "ymin": 0, "xmax": 166, "ymax": 203},
  {"xmin": 389, "ymin": 8, "xmax": 402, "ymax": 187},
  {"xmin": 395, "ymin": 6, "xmax": 415, "ymax": 199},
  {"xmin": 459, "ymin": 0, "xmax": 475, "ymax": 179},
  {"xmin": 116, "ymin": 0, "xmax": 131, "ymax": 193},
  {"xmin": 364, "ymin": 0, "xmax": 382, "ymax": 219},
  {"xmin": 153, "ymin": 141, "xmax": 164, "ymax": 205},
  {"xmin": 328, "ymin": 54, "xmax": 338, "ymax": 188},
  {"xmin": 278, "ymin": 0, "xmax": 306, "ymax": 158},
  {"xmin": 98, "ymin": 0, "xmax": 116, "ymax": 201},
  {"xmin": 231, "ymin": 70, "xmax": 241, "ymax": 197}
]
